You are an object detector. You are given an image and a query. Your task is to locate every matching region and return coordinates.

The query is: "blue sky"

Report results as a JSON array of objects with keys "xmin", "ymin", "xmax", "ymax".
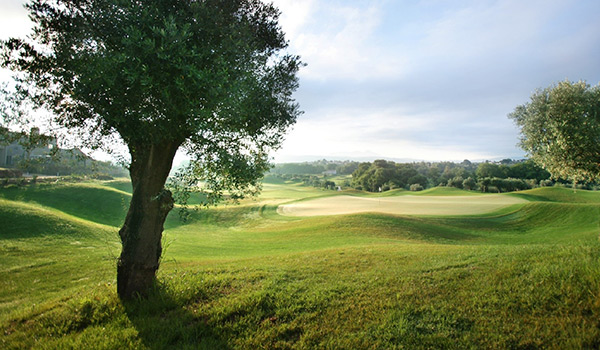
[
  {"xmin": 2, "ymin": 0, "xmax": 600, "ymax": 163},
  {"xmin": 270, "ymin": 0, "xmax": 600, "ymax": 162}
]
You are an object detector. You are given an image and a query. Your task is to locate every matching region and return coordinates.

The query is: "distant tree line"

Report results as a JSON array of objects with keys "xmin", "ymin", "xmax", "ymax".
[
  {"xmin": 351, "ymin": 159, "xmax": 556, "ymax": 193},
  {"xmin": 265, "ymin": 173, "xmax": 341, "ymax": 190},
  {"xmin": 266, "ymin": 158, "xmax": 595, "ymax": 193},
  {"xmin": 270, "ymin": 159, "xmax": 359, "ymax": 175}
]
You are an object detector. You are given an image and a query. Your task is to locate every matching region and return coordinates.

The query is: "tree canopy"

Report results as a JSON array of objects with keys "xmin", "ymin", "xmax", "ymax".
[
  {"xmin": 2, "ymin": 0, "xmax": 301, "ymax": 194},
  {"xmin": 509, "ymin": 80, "xmax": 600, "ymax": 183},
  {"xmin": 1, "ymin": 0, "xmax": 302, "ymax": 299},
  {"xmin": 351, "ymin": 160, "xmax": 425, "ymax": 191}
]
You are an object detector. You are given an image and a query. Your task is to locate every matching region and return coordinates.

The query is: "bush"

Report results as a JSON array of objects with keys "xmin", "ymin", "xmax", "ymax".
[
  {"xmin": 90, "ymin": 173, "xmax": 114, "ymax": 180},
  {"xmin": 409, "ymin": 183, "xmax": 424, "ymax": 191},
  {"xmin": 462, "ymin": 177, "xmax": 477, "ymax": 191},
  {"xmin": 447, "ymin": 176, "xmax": 464, "ymax": 189},
  {"xmin": 323, "ymin": 180, "xmax": 336, "ymax": 190},
  {"xmin": 525, "ymin": 179, "xmax": 537, "ymax": 188},
  {"xmin": 0, "ymin": 168, "xmax": 23, "ymax": 178}
]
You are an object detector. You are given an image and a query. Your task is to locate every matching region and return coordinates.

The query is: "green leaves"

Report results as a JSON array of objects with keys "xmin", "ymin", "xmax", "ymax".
[
  {"xmin": 3, "ymin": 0, "xmax": 301, "ymax": 143},
  {"xmin": 509, "ymin": 80, "xmax": 600, "ymax": 183},
  {"xmin": 2, "ymin": 0, "xmax": 302, "ymax": 201}
]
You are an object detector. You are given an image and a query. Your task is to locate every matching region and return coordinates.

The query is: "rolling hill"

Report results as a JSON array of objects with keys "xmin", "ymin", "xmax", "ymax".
[{"xmin": 0, "ymin": 181, "xmax": 599, "ymax": 349}]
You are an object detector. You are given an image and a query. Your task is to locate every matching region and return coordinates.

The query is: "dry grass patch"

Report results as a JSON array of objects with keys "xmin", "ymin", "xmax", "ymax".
[{"xmin": 278, "ymin": 194, "xmax": 528, "ymax": 217}]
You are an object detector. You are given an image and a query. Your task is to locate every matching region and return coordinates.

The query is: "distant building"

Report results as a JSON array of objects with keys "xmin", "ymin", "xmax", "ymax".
[
  {"xmin": 0, "ymin": 128, "xmax": 87, "ymax": 168},
  {"xmin": 323, "ymin": 170, "xmax": 337, "ymax": 176}
]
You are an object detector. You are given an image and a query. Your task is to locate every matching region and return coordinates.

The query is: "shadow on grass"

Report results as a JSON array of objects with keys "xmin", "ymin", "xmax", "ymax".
[{"xmin": 123, "ymin": 284, "xmax": 230, "ymax": 350}]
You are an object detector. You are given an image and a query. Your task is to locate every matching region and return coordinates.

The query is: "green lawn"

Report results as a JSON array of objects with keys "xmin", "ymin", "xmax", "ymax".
[
  {"xmin": 277, "ymin": 193, "xmax": 527, "ymax": 217},
  {"xmin": 1, "ymin": 181, "xmax": 599, "ymax": 349}
]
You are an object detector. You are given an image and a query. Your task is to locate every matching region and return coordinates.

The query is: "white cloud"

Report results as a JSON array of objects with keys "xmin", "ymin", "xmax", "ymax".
[
  {"xmin": 274, "ymin": 106, "xmax": 502, "ymax": 162},
  {"xmin": 274, "ymin": 0, "xmax": 406, "ymax": 81},
  {"xmin": 271, "ymin": 0, "xmax": 317, "ymax": 40}
]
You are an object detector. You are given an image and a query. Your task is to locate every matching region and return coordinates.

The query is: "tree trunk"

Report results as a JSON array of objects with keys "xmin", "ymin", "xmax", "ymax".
[{"xmin": 117, "ymin": 141, "xmax": 181, "ymax": 300}]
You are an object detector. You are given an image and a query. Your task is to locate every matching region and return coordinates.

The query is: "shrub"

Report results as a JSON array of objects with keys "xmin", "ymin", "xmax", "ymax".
[
  {"xmin": 462, "ymin": 177, "xmax": 477, "ymax": 191},
  {"xmin": 447, "ymin": 176, "xmax": 464, "ymax": 189},
  {"xmin": 410, "ymin": 183, "xmax": 424, "ymax": 191},
  {"xmin": 90, "ymin": 173, "xmax": 114, "ymax": 180},
  {"xmin": 0, "ymin": 168, "xmax": 23, "ymax": 178}
]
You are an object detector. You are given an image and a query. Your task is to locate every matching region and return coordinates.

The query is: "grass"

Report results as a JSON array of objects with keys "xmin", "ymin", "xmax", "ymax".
[
  {"xmin": 0, "ymin": 198, "xmax": 120, "ymax": 320},
  {"xmin": 277, "ymin": 193, "xmax": 527, "ymax": 217},
  {"xmin": 0, "ymin": 182, "xmax": 599, "ymax": 349}
]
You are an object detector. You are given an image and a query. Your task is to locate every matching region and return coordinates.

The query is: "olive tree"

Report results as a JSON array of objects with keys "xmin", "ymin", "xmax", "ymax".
[
  {"xmin": 1, "ymin": 0, "xmax": 302, "ymax": 299},
  {"xmin": 509, "ymin": 80, "xmax": 600, "ymax": 183}
]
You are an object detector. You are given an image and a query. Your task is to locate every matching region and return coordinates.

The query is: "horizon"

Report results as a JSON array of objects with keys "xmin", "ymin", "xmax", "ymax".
[{"xmin": 269, "ymin": 155, "xmax": 526, "ymax": 165}]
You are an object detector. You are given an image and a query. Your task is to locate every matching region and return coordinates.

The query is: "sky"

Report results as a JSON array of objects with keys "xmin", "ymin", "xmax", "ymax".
[{"xmin": 2, "ymin": 0, "xmax": 600, "ymax": 163}]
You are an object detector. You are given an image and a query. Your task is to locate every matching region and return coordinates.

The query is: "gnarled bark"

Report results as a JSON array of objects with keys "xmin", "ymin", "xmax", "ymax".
[{"xmin": 117, "ymin": 141, "xmax": 181, "ymax": 300}]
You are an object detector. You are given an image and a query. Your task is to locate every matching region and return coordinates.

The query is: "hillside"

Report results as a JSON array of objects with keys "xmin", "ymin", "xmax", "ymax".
[{"xmin": 1, "ymin": 181, "xmax": 599, "ymax": 349}]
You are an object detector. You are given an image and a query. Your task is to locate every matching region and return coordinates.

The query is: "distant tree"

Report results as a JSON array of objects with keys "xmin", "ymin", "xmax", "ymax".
[
  {"xmin": 488, "ymin": 177, "xmax": 530, "ymax": 193},
  {"xmin": 338, "ymin": 161, "xmax": 359, "ymax": 175},
  {"xmin": 323, "ymin": 180, "xmax": 336, "ymax": 190},
  {"xmin": 440, "ymin": 164, "xmax": 470, "ymax": 183},
  {"xmin": 509, "ymin": 80, "xmax": 600, "ymax": 183},
  {"xmin": 409, "ymin": 183, "xmax": 423, "ymax": 191},
  {"xmin": 395, "ymin": 163, "xmax": 418, "ymax": 187},
  {"xmin": 478, "ymin": 177, "xmax": 492, "ymax": 193},
  {"xmin": 476, "ymin": 162, "xmax": 506, "ymax": 179},
  {"xmin": 351, "ymin": 160, "xmax": 420, "ymax": 192},
  {"xmin": 490, "ymin": 178, "xmax": 505, "ymax": 193},
  {"xmin": 1, "ymin": 0, "xmax": 301, "ymax": 299},
  {"xmin": 507, "ymin": 160, "xmax": 550, "ymax": 182},
  {"xmin": 447, "ymin": 176, "xmax": 464, "ymax": 189},
  {"xmin": 427, "ymin": 166, "xmax": 441, "ymax": 185},
  {"xmin": 407, "ymin": 174, "xmax": 428, "ymax": 187},
  {"xmin": 462, "ymin": 177, "xmax": 477, "ymax": 191},
  {"xmin": 325, "ymin": 163, "xmax": 337, "ymax": 171},
  {"xmin": 371, "ymin": 167, "xmax": 395, "ymax": 191}
]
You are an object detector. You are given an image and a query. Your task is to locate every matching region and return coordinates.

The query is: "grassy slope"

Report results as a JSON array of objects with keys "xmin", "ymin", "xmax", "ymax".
[
  {"xmin": 0, "ymin": 183, "xmax": 599, "ymax": 349},
  {"xmin": 0, "ymin": 198, "xmax": 120, "ymax": 319}
]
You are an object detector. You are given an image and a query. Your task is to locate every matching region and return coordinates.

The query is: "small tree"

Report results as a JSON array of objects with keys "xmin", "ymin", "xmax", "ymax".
[
  {"xmin": 509, "ymin": 80, "xmax": 600, "ymax": 184},
  {"xmin": 409, "ymin": 183, "xmax": 423, "ymax": 192},
  {"xmin": 462, "ymin": 177, "xmax": 477, "ymax": 191},
  {"xmin": 478, "ymin": 177, "xmax": 492, "ymax": 193},
  {"xmin": 447, "ymin": 176, "xmax": 464, "ymax": 189},
  {"xmin": 1, "ymin": 0, "xmax": 302, "ymax": 299},
  {"xmin": 476, "ymin": 162, "xmax": 506, "ymax": 179}
]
